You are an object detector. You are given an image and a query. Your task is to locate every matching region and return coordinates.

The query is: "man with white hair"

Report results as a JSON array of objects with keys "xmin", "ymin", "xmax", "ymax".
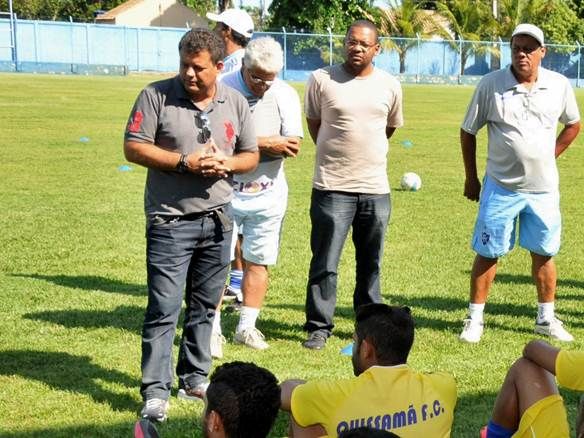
[
  {"xmin": 218, "ymin": 36, "xmax": 303, "ymax": 350},
  {"xmin": 459, "ymin": 23, "xmax": 580, "ymax": 344},
  {"xmin": 207, "ymin": 8, "xmax": 254, "ymax": 74}
]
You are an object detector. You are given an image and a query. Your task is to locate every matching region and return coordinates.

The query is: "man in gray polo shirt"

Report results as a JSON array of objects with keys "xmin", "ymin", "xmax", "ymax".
[
  {"xmin": 459, "ymin": 23, "xmax": 580, "ymax": 344},
  {"xmin": 124, "ymin": 28, "xmax": 258, "ymax": 422}
]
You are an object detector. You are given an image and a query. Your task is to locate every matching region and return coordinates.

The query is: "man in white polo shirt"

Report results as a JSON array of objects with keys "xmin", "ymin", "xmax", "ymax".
[
  {"xmin": 459, "ymin": 23, "xmax": 581, "ymax": 344},
  {"xmin": 219, "ymin": 36, "xmax": 303, "ymax": 350},
  {"xmin": 207, "ymin": 8, "xmax": 254, "ymax": 75}
]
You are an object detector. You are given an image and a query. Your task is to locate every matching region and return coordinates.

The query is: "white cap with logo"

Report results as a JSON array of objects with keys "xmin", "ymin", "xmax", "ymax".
[
  {"xmin": 206, "ymin": 9, "xmax": 254, "ymax": 38},
  {"xmin": 512, "ymin": 23, "xmax": 545, "ymax": 46}
]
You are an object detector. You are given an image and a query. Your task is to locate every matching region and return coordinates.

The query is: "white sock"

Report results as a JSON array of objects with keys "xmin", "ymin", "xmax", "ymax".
[
  {"xmin": 468, "ymin": 303, "xmax": 485, "ymax": 322},
  {"xmin": 237, "ymin": 306, "xmax": 260, "ymax": 333},
  {"xmin": 537, "ymin": 302, "xmax": 554, "ymax": 324},
  {"xmin": 212, "ymin": 310, "xmax": 222, "ymax": 335}
]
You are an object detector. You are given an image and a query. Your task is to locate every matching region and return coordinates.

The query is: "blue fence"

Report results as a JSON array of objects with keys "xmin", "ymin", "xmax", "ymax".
[{"xmin": 1, "ymin": 18, "xmax": 582, "ymax": 85}]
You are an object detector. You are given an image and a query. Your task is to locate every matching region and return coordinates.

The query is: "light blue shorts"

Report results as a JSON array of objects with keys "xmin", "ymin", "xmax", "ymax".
[
  {"xmin": 472, "ymin": 176, "xmax": 561, "ymax": 258},
  {"xmin": 231, "ymin": 188, "xmax": 287, "ymax": 266}
]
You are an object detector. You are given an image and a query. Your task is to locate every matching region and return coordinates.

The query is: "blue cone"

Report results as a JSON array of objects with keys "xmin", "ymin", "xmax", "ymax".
[
  {"xmin": 401, "ymin": 140, "xmax": 413, "ymax": 148},
  {"xmin": 79, "ymin": 136, "xmax": 90, "ymax": 143},
  {"xmin": 118, "ymin": 164, "xmax": 132, "ymax": 172},
  {"xmin": 340, "ymin": 343, "xmax": 353, "ymax": 356}
]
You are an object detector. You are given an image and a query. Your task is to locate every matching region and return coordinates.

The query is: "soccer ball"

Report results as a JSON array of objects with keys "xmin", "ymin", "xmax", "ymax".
[{"xmin": 400, "ymin": 172, "xmax": 422, "ymax": 191}]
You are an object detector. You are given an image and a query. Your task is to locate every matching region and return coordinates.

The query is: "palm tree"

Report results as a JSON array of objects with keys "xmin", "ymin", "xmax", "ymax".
[
  {"xmin": 364, "ymin": 0, "xmax": 448, "ymax": 73},
  {"xmin": 436, "ymin": 0, "xmax": 498, "ymax": 74}
]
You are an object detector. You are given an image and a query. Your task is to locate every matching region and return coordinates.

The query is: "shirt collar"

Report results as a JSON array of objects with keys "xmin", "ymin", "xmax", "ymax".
[
  {"xmin": 504, "ymin": 65, "xmax": 549, "ymax": 93},
  {"xmin": 173, "ymin": 75, "xmax": 228, "ymax": 107}
]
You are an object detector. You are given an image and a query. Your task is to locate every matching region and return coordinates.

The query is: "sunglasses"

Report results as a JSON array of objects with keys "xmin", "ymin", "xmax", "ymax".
[
  {"xmin": 195, "ymin": 112, "xmax": 211, "ymax": 144},
  {"xmin": 247, "ymin": 70, "xmax": 275, "ymax": 87}
]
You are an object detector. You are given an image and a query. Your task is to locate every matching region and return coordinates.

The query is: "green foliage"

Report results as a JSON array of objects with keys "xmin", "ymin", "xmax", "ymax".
[
  {"xmin": 268, "ymin": 0, "xmax": 374, "ymax": 33},
  {"xmin": 0, "ymin": 0, "xmax": 127, "ymax": 21},
  {"xmin": 182, "ymin": 0, "xmax": 215, "ymax": 19}
]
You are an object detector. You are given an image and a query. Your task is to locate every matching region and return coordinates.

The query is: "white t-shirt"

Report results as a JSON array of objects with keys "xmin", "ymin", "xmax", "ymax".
[
  {"xmin": 305, "ymin": 64, "xmax": 403, "ymax": 194},
  {"xmin": 221, "ymin": 70, "xmax": 303, "ymax": 197},
  {"xmin": 461, "ymin": 66, "xmax": 580, "ymax": 193}
]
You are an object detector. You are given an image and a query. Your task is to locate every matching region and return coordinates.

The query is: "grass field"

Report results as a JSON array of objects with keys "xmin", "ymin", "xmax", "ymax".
[{"xmin": 0, "ymin": 72, "xmax": 583, "ymax": 437}]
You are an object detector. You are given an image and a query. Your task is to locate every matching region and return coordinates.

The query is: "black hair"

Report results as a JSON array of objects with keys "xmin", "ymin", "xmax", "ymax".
[
  {"xmin": 178, "ymin": 28, "xmax": 225, "ymax": 64},
  {"xmin": 347, "ymin": 19, "xmax": 379, "ymax": 42},
  {"xmin": 205, "ymin": 361, "xmax": 280, "ymax": 438},
  {"xmin": 355, "ymin": 303, "xmax": 414, "ymax": 365},
  {"xmin": 340, "ymin": 427, "xmax": 401, "ymax": 438}
]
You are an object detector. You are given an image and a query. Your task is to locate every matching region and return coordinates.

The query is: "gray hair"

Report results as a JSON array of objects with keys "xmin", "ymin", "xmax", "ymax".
[{"xmin": 243, "ymin": 37, "xmax": 284, "ymax": 73}]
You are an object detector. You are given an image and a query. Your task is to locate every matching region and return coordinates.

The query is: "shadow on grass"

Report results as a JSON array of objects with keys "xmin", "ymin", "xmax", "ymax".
[
  {"xmin": 0, "ymin": 350, "xmax": 140, "ymax": 414},
  {"xmin": 23, "ymin": 305, "xmax": 144, "ymax": 333},
  {"xmin": 11, "ymin": 273, "xmax": 146, "ymax": 296}
]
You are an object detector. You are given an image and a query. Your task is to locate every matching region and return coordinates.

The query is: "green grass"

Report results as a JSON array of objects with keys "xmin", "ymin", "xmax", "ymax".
[{"xmin": 0, "ymin": 73, "xmax": 583, "ymax": 437}]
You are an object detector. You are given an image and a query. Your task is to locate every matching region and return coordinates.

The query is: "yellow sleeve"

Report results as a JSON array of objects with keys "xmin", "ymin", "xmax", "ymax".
[
  {"xmin": 556, "ymin": 350, "xmax": 584, "ymax": 390},
  {"xmin": 427, "ymin": 372, "xmax": 458, "ymax": 411},
  {"xmin": 290, "ymin": 379, "xmax": 351, "ymax": 428}
]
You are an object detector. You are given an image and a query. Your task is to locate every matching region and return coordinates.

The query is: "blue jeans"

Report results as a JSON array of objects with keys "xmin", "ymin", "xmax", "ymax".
[
  {"xmin": 304, "ymin": 189, "xmax": 391, "ymax": 336},
  {"xmin": 140, "ymin": 207, "xmax": 232, "ymax": 401}
]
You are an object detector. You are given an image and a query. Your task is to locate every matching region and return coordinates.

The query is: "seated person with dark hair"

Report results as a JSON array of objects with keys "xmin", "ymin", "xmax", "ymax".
[
  {"xmin": 340, "ymin": 427, "xmax": 400, "ymax": 437},
  {"xmin": 484, "ymin": 340, "xmax": 584, "ymax": 438},
  {"xmin": 203, "ymin": 361, "xmax": 281, "ymax": 438},
  {"xmin": 281, "ymin": 303, "xmax": 457, "ymax": 437}
]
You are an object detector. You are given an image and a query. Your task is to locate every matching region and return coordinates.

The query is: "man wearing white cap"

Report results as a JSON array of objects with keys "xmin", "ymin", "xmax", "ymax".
[
  {"xmin": 207, "ymin": 8, "xmax": 254, "ymax": 74},
  {"xmin": 459, "ymin": 23, "xmax": 581, "ymax": 344}
]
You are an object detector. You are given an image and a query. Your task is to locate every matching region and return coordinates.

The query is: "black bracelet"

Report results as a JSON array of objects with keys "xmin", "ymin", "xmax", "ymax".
[{"xmin": 176, "ymin": 153, "xmax": 189, "ymax": 173}]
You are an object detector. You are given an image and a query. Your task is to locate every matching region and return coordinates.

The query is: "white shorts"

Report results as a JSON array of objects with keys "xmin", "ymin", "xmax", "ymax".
[{"xmin": 231, "ymin": 186, "xmax": 288, "ymax": 266}]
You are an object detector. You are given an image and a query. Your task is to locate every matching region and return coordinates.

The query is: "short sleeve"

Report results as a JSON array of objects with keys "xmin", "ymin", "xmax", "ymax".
[
  {"xmin": 125, "ymin": 86, "xmax": 160, "ymax": 143},
  {"xmin": 559, "ymin": 78, "xmax": 581, "ymax": 125},
  {"xmin": 556, "ymin": 350, "xmax": 584, "ymax": 391},
  {"xmin": 387, "ymin": 78, "xmax": 404, "ymax": 128},
  {"xmin": 461, "ymin": 80, "xmax": 488, "ymax": 135},
  {"xmin": 291, "ymin": 379, "xmax": 350, "ymax": 428},
  {"xmin": 304, "ymin": 71, "xmax": 322, "ymax": 120}
]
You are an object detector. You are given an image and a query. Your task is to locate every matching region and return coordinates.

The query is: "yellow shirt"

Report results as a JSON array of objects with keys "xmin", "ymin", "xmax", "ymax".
[
  {"xmin": 556, "ymin": 350, "xmax": 584, "ymax": 390},
  {"xmin": 291, "ymin": 365, "xmax": 457, "ymax": 438}
]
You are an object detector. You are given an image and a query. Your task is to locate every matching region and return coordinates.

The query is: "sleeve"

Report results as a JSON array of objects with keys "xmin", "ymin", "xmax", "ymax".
[
  {"xmin": 124, "ymin": 85, "xmax": 160, "ymax": 144},
  {"xmin": 276, "ymin": 83, "xmax": 304, "ymax": 138},
  {"xmin": 428, "ymin": 372, "xmax": 458, "ymax": 413},
  {"xmin": 304, "ymin": 71, "xmax": 321, "ymax": 120},
  {"xmin": 559, "ymin": 78, "xmax": 581, "ymax": 125},
  {"xmin": 387, "ymin": 78, "xmax": 404, "ymax": 128},
  {"xmin": 555, "ymin": 350, "xmax": 584, "ymax": 390},
  {"xmin": 461, "ymin": 80, "xmax": 488, "ymax": 135},
  {"xmin": 234, "ymin": 96, "xmax": 258, "ymax": 153},
  {"xmin": 290, "ymin": 379, "xmax": 350, "ymax": 428}
]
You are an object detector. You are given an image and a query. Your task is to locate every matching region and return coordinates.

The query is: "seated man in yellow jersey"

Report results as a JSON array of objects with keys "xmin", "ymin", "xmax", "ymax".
[
  {"xmin": 280, "ymin": 303, "xmax": 457, "ymax": 437},
  {"xmin": 484, "ymin": 340, "xmax": 584, "ymax": 438}
]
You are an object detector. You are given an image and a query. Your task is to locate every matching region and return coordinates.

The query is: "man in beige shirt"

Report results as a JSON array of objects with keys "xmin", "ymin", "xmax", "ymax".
[{"xmin": 302, "ymin": 20, "xmax": 403, "ymax": 350}]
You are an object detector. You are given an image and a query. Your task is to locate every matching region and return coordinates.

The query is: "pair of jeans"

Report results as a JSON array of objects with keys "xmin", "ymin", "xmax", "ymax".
[
  {"xmin": 304, "ymin": 189, "xmax": 391, "ymax": 337},
  {"xmin": 140, "ymin": 207, "xmax": 232, "ymax": 401}
]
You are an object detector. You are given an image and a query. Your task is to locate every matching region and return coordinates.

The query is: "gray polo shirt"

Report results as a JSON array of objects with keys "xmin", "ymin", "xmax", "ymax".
[
  {"xmin": 125, "ymin": 76, "xmax": 257, "ymax": 216},
  {"xmin": 461, "ymin": 66, "xmax": 580, "ymax": 193}
]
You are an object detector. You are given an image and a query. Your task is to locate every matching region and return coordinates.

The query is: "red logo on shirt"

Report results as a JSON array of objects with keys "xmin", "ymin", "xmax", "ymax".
[
  {"xmin": 224, "ymin": 121, "xmax": 235, "ymax": 146},
  {"xmin": 128, "ymin": 111, "xmax": 143, "ymax": 133}
]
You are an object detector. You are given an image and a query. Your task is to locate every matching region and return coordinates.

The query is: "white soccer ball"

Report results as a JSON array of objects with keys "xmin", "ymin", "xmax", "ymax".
[{"xmin": 400, "ymin": 172, "xmax": 422, "ymax": 191}]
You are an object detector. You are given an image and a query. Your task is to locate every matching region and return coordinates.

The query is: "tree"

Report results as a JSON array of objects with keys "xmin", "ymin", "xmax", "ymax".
[
  {"xmin": 268, "ymin": 0, "xmax": 374, "ymax": 33},
  {"xmin": 364, "ymin": 0, "xmax": 449, "ymax": 73},
  {"xmin": 435, "ymin": 0, "xmax": 497, "ymax": 74}
]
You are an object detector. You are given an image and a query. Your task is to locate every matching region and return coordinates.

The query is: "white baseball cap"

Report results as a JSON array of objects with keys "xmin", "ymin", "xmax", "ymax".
[
  {"xmin": 512, "ymin": 23, "xmax": 544, "ymax": 46},
  {"xmin": 206, "ymin": 9, "xmax": 254, "ymax": 38}
]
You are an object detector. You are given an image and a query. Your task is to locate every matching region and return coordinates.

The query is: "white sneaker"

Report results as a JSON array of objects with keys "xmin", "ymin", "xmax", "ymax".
[
  {"xmin": 223, "ymin": 285, "xmax": 243, "ymax": 302},
  {"xmin": 210, "ymin": 331, "xmax": 226, "ymax": 359},
  {"xmin": 459, "ymin": 318, "xmax": 484, "ymax": 343},
  {"xmin": 234, "ymin": 327, "xmax": 269, "ymax": 350},
  {"xmin": 535, "ymin": 317, "xmax": 574, "ymax": 342},
  {"xmin": 140, "ymin": 398, "xmax": 169, "ymax": 422}
]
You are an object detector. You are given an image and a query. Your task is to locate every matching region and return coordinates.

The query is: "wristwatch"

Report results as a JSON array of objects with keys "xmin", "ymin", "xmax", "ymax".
[{"xmin": 176, "ymin": 153, "xmax": 189, "ymax": 173}]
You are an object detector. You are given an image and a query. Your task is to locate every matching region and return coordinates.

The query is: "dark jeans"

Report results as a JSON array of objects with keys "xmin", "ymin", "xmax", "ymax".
[
  {"xmin": 140, "ymin": 207, "xmax": 232, "ymax": 401},
  {"xmin": 304, "ymin": 189, "xmax": 391, "ymax": 337}
]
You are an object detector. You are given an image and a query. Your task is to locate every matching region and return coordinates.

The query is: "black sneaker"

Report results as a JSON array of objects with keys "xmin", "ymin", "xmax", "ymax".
[{"xmin": 303, "ymin": 332, "xmax": 327, "ymax": 350}]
